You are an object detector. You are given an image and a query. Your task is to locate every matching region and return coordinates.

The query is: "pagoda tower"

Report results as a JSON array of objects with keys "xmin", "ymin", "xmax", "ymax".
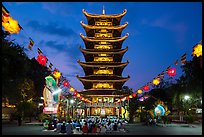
[{"xmin": 77, "ymin": 8, "xmax": 130, "ymax": 117}]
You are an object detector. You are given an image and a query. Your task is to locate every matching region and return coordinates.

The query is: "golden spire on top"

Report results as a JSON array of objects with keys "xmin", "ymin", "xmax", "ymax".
[{"xmin": 102, "ymin": 5, "xmax": 105, "ymax": 15}]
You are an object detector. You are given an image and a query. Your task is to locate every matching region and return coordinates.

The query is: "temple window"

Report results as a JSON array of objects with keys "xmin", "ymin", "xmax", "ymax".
[
  {"xmin": 94, "ymin": 57, "xmax": 113, "ymax": 62},
  {"xmin": 93, "ymin": 69, "xmax": 113, "ymax": 75},
  {"xmin": 94, "ymin": 45, "xmax": 113, "ymax": 50},
  {"xmin": 93, "ymin": 83, "xmax": 113, "ymax": 89}
]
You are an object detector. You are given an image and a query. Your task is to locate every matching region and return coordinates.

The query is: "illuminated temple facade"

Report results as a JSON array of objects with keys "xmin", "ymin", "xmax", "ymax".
[{"xmin": 77, "ymin": 9, "xmax": 130, "ymax": 117}]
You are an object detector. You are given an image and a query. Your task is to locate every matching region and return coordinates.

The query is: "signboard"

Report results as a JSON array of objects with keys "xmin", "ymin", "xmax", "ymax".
[
  {"xmin": 43, "ymin": 107, "xmax": 57, "ymax": 114},
  {"xmin": 85, "ymin": 103, "xmax": 121, "ymax": 107}
]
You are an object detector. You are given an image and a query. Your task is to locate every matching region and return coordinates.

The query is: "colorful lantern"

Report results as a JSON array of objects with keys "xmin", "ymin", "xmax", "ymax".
[
  {"xmin": 37, "ymin": 55, "xmax": 47, "ymax": 66},
  {"xmin": 167, "ymin": 68, "xmax": 176, "ymax": 77},
  {"xmin": 143, "ymin": 85, "xmax": 149, "ymax": 91},
  {"xmin": 69, "ymin": 87, "xmax": 75, "ymax": 92},
  {"xmin": 139, "ymin": 97, "xmax": 144, "ymax": 101},
  {"xmin": 129, "ymin": 95, "xmax": 133, "ymax": 98},
  {"xmin": 79, "ymin": 96, "xmax": 83, "ymax": 100},
  {"xmin": 132, "ymin": 93, "xmax": 137, "ymax": 97},
  {"xmin": 63, "ymin": 81, "xmax": 69, "ymax": 87},
  {"xmin": 153, "ymin": 78, "xmax": 160, "ymax": 85},
  {"xmin": 2, "ymin": 16, "xmax": 21, "ymax": 34},
  {"xmin": 137, "ymin": 94, "xmax": 142, "ymax": 97},
  {"xmin": 122, "ymin": 97, "xmax": 126, "ymax": 102},
  {"xmin": 144, "ymin": 96, "xmax": 149, "ymax": 99},
  {"xmin": 53, "ymin": 71, "xmax": 61, "ymax": 79},
  {"xmin": 137, "ymin": 89, "xmax": 143, "ymax": 94},
  {"xmin": 73, "ymin": 91, "xmax": 77, "ymax": 96},
  {"xmin": 192, "ymin": 44, "xmax": 202, "ymax": 57},
  {"xmin": 77, "ymin": 93, "xmax": 80, "ymax": 98}
]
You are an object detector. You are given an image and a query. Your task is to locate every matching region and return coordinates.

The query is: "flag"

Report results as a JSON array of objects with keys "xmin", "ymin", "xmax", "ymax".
[
  {"xmin": 181, "ymin": 53, "xmax": 186, "ymax": 65},
  {"xmin": 49, "ymin": 63, "xmax": 53, "ymax": 69},
  {"xmin": 28, "ymin": 38, "xmax": 34, "ymax": 50},
  {"xmin": 157, "ymin": 74, "xmax": 161, "ymax": 79},
  {"xmin": 2, "ymin": 5, "xmax": 9, "ymax": 17},
  {"xmin": 147, "ymin": 82, "xmax": 152, "ymax": 86},
  {"xmin": 47, "ymin": 62, "xmax": 53, "ymax": 72},
  {"xmin": 160, "ymin": 71, "xmax": 165, "ymax": 79},
  {"xmin": 166, "ymin": 66, "xmax": 171, "ymax": 74},
  {"xmin": 18, "ymin": 24, "xmax": 23, "ymax": 30},
  {"xmin": 175, "ymin": 59, "xmax": 178, "ymax": 65},
  {"xmin": 37, "ymin": 48, "xmax": 42, "ymax": 55}
]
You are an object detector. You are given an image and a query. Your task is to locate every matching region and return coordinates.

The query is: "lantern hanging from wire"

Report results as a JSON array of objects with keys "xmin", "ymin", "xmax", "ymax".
[
  {"xmin": 137, "ymin": 93, "xmax": 142, "ymax": 97},
  {"xmin": 69, "ymin": 87, "xmax": 75, "ymax": 92},
  {"xmin": 132, "ymin": 93, "xmax": 137, "ymax": 97},
  {"xmin": 192, "ymin": 43, "xmax": 202, "ymax": 57},
  {"xmin": 2, "ymin": 16, "xmax": 21, "ymax": 34},
  {"xmin": 73, "ymin": 91, "xmax": 77, "ymax": 96},
  {"xmin": 143, "ymin": 85, "xmax": 150, "ymax": 91},
  {"xmin": 167, "ymin": 68, "xmax": 176, "ymax": 77},
  {"xmin": 139, "ymin": 97, "xmax": 144, "ymax": 101},
  {"xmin": 137, "ymin": 89, "xmax": 143, "ymax": 94},
  {"xmin": 37, "ymin": 55, "xmax": 47, "ymax": 66},
  {"xmin": 53, "ymin": 71, "xmax": 61, "ymax": 79},
  {"xmin": 63, "ymin": 81, "xmax": 69, "ymax": 87},
  {"xmin": 77, "ymin": 93, "xmax": 80, "ymax": 98},
  {"xmin": 129, "ymin": 95, "xmax": 133, "ymax": 98},
  {"xmin": 153, "ymin": 78, "xmax": 160, "ymax": 85}
]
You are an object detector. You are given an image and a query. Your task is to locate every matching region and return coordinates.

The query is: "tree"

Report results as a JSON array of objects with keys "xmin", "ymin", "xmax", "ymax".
[
  {"xmin": 2, "ymin": 30, "xmax": 51, "ymax": 121},
  {"xmin": 171, "ymin": 57, "xmax": 202, "ymax": 116}
]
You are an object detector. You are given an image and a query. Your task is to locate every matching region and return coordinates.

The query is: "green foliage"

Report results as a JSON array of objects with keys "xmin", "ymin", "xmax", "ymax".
[
  {"xmin": 38, "ymin": 113, "xmax": 52, "ymax": 122},
  {"xmin": 2, "ymin": 30, "xmax": 51, "ymax": 118},
  {"xmin": 186, "ymin": 115, "xmax": 195, "ymax": 124}
]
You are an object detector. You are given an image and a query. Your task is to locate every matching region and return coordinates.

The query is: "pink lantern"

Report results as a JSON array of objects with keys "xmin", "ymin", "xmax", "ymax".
[{"xmin": 139, "ymin": 97, "xmax": 144, "ymax": 101}]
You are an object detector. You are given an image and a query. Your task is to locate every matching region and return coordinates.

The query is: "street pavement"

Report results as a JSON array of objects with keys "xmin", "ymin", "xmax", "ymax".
[{"xmin": 2, "ymin": 122, "xmax": 202, "ymax": 135}]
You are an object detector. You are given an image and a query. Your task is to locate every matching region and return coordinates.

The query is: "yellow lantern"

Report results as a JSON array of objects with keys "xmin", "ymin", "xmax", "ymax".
[
  {"xmin": 129, "ymin": 95, "xmax": 133, "ymax": 98},
  {"xmin": 192, "ymin": 44, "xmax": 202, "ymax": 57},
  {"xmin": 69, "ymin": 87, "xmax": 75, "ymax": 92},
  {"xmin": 137, "ymin": 89, "xmax": 142, "ymax": 94},
  {"xmin": 153, "ymin": 78, "xmax": 160, "ymax": 85},
  {"xmin": 77, "ymin": 93, "xmax": 80, "ymax": 98},
  {"xmin": 2, "ymin": 16, "xmax": 21, "ymax": 34},
  {"xmin": 53, "ymin": 71, "xmax": 61, "ymax": 79}
]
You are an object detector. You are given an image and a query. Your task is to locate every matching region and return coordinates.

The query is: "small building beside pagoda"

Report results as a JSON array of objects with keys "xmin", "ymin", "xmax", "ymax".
[{"xmin": 77, "ymin": 9, "xmax": 130, "ymax": 118}]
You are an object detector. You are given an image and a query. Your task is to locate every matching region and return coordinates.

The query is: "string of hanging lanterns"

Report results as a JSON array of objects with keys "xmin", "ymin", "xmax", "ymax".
[
  {"xmin": 115, "ymin": 40, "xmax": 202, "ymax": 103},
  {"xmin": 2, "ymin": 4, "xmax": 92, "ymax": 103}
]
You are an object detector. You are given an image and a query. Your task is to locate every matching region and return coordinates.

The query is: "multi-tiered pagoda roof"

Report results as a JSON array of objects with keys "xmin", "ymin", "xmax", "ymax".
[{"xmin": 77, "ymin": 9, "xmax": 130, "ymax": 97}]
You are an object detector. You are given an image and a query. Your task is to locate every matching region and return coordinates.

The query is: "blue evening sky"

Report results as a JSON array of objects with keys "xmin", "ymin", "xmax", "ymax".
[{"xmin": 2, "ymin": 2, "xmax": 202, "ymax": 92}]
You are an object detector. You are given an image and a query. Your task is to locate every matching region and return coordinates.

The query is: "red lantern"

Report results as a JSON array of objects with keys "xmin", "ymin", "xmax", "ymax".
[
  {"xmin": 167, "ymin": 68, "xmax": 176, "ymax": 76},
  {"xmin": 143, "ymin": 85, "xmax": 149, "ymax": 91},
  {"xmin": 73, "ymin": 91, "xmax": 77, "ymax": 96},
  {"xmin": 80, "ymin": 96, "xmax": 83, "ymax": 100},
  {"xmin": 133, "ymin": 93, "xmax": 137, "ymax": 97},
  {"xmin": 63, "ymin": 81, "xmax": 69, "ymax": 87},
  {"xmin": 37, "ymin": 55, "xmax": 47, "ymax": 66}
]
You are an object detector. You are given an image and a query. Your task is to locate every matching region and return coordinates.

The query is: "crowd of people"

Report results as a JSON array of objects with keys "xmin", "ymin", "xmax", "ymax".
[{"xmin": 43, "ymin": 116, "xmax": 127, "ymax": 135}]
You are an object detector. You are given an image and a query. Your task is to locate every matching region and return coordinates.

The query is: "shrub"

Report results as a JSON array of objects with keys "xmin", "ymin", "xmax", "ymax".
[{"xmin": 186, "ymin": 115, "xmax": 195, "ymax": 124}]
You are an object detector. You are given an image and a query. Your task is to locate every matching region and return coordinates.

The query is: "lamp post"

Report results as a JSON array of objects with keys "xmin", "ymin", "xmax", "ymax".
[
  {"xmin": 66, "ymin": 99, "xmax": 69, "ymax": 121},
  {"xmin": 70, "ymin": 99, "xmax": 74, "ymax": 119},
  {"xmin": 184, "ymin": 95, "xmax": 190, "ymax": 115}
]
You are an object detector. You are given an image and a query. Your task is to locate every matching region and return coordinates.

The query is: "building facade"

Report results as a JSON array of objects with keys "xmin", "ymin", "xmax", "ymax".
[{"xmin": 77, "ymin": 9, "xmax": 130, "ymax": 118}]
